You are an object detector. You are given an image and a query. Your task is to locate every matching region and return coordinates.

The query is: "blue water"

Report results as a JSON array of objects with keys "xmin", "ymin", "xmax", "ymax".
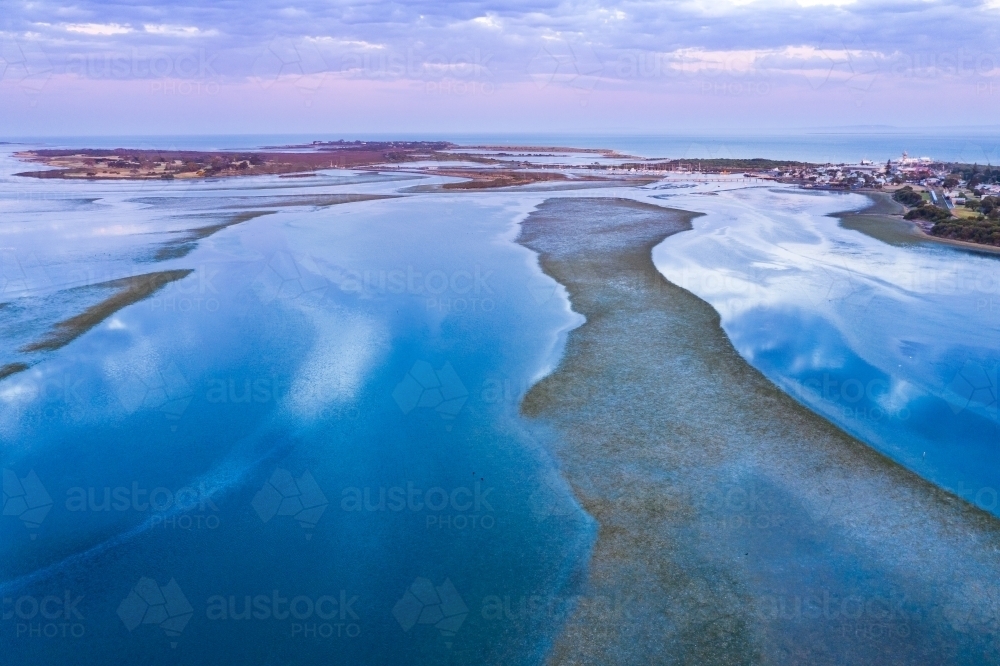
[
  {"xmin": 0, "ymin": 147, "xmax": 591, "ymax": 664},
  {"xmin": 650, "ymin": 181, "xmax": 1000, "ymax": 515},
  {"xmin": 7, "ymin": 129, "xmax": 1000, "ymax": 164},
  {"xmin": 4, "ymin": 136, "xmax": 1000, "ymax": 664}
]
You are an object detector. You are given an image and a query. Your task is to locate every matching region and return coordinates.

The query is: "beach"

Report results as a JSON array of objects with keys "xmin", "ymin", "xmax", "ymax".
[{"xmin": 518, "ymin": 196, "xmax": 1000, "ymax": 664}]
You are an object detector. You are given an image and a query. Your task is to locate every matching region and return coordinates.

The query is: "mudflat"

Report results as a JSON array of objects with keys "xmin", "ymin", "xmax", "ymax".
[
  {"xmin": 518, "ymin": 197, "xmax": 1000, "ymax": 665},
  {"xmin": 21, "ymin": 270, "xmax": 193, "ymax": 353},
  {"xmin": 840, "ymin": 191, "xmax": 1000, "ymax": 255}
]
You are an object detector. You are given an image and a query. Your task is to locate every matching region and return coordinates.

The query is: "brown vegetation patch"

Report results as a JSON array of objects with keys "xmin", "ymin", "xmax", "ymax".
[
  {"xmin": 439, "ymin": 170, "xmax": 572, "ymax": 189},
  {"xmin": 0, "ymin": 362, "xmax": 30, "ymax": 380},
  {"xmin": 21, "ymin": 270, "xmax": 193, "ymax": 352}
]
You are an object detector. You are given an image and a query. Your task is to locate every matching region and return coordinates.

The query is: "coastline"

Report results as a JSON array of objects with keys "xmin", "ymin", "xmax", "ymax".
[
  {"xmin": 839, "ymin": 190, "xmax": 1000, "ymax": 256},
  {"xmin": 518, "ymin": 197, "xmax": 1000, "ymax": 664},
  {"xmin": 9, "ymin": 146, "xmax": 652, "ymax": 190}
]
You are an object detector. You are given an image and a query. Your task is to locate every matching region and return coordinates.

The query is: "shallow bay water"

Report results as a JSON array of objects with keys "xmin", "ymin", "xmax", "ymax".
[
  {"xmin": 649, "ymin": 184, "xmax": 1000, "ymax": 514},
  {"xmin": 518, "ymin": 196, "xmax": 1000, "ymax": 665},
  {"xmin": 0, "ymin": 146, "xmax": 592, "ymax": 664},
  {"xmin": 2, "ymin": 140, "xmax": 1000, "ymax": 665}
]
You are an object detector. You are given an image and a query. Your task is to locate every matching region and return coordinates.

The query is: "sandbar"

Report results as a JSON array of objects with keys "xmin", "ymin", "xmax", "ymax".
[
  {"xmin": 21, "ymin": 270, "xmax": 193, "ymax": 352},
  {"xmin": 518, "ymin": 197, "xmax": 1000, "ymax": 664}
]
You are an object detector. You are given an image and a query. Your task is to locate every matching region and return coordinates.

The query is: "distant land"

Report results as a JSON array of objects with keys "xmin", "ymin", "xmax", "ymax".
[
  {"xmin": 12, "ymin": 141, "xmax": 629, "ymax": 189},
  {"xmin": 12, "ymin": 140, "xmax": 1000, "ymax": 248}
]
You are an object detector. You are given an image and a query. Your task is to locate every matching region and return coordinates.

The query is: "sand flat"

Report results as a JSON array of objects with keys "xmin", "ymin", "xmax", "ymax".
[
  {"xmin": 21, "ymin": 269, "xmax": 193, "ymax": 352},
  {"xmin": 518, "ymin": 197, "xmax": 1000, "ymax": 665}
]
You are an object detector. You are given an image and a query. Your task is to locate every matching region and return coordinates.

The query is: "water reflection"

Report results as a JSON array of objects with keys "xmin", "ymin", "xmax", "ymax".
[{"xmin": 653, "ymin": 185, "xmax": 1000, "ymax": 513}]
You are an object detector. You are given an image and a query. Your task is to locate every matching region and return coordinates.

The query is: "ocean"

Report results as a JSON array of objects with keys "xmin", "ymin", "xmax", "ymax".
[{"xmin": 8, "ymin": 128, "xmax": 1000, "ymax": 164}]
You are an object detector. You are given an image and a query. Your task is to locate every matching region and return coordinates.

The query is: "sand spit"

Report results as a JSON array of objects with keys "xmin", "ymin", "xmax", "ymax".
[
  {"xmin": 0, "ymin": 362, "xmax": 30, "ymax": 380},
  {"xmin": 21, "ymin": 270, "xmax": 193, "ymax": 353},
  {"xmin": 129, "ymin": 193, "xmax": 400, "ymax": 211},
  {"xmin": 149, "ymin": 194, "xmax": 399, "ymax": 259},
  {"xmin": 518, "ymin": 197, "xmax": 1000, "ymax": 665},
  {"xmin": 154, "ymin": 211, "xmax": 276, "ymax": 260},
  {"xmin": 440, "ymin": 170, "xmax": 571, "ymax": 189},
  {"xmin": 12, "ymin": 142, "xmax": 455, "ymax": 180}
]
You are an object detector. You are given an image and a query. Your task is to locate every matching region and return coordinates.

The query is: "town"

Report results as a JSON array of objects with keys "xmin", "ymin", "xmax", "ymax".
[{"xmin": 602, "ymin": 151, "xmax": 1000, "ymax": 247}]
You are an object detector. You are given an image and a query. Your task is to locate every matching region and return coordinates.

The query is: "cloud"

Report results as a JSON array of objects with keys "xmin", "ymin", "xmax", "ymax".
[
  {"xmin": 142, "ymin": 24, "xmax": 220, "ymax": 38},
  {"xmin": 62, "ymin": 23, "xmax": 133, "ymax": 36},
  {"xmin": 2, "ymin": 0, "xmax": 999, "ymax": 131},
  {"xmin": 469, "ymin": 15, "xmax": 504, "ymax": 30},
  {"xmin": 3, "ymin": 0, "xmax": 988, "ymax": 68}
]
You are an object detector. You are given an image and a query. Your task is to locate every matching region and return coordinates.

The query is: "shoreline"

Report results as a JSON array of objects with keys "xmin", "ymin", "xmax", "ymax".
[
  {"xmin": 9, "ymin": 146, "xmax": 644, "ymax": 190},
  {"xmin": 19, "ymin": 141, "xmax": 998, "ymax": 253},
  {"xmin": 10, "ymin": 142, "xmax": 460, "ymax": 180},
  {"xmin": 841, "ymin": 190, "xmax": 1000, "ymax": 255},
  {"xmin": 517, "ymin": 196, "xmax": 1000, "ymax": 664}
]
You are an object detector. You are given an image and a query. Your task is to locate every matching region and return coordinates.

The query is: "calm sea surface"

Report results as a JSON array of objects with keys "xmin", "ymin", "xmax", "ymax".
[
  {"xmin": 1, "ymin": 135, "xmax": 999, "ymax": 663},
  {"xmin": 9, "ymin": 129, "xmax": 1000, "ymax": 163},
  {"xmin": 648, "ymin": 182, "xmax": 1000, "ymax": 512},
  {"xmin": 0, "ymin": 146, "xmax": 590, "ymax": 664}
]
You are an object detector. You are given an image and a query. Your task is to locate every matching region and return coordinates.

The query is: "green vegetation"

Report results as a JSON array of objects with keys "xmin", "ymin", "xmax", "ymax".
[
  {"xmin": 963, "ymin": 195, "xmax": 1000, "ymax": 220},
  {"xmin": 933, "ymin": 194, "xmax": 1000, "ymax": 245},
  {"xmin": 930, "ymin": 218, "xmax": 1000, "ymax": 246},
  {"xmin": 951, "ymin": 165, "xmax": 1000, "ymax": 188},
  {"xmin": 892, "ymin": 186, "xmax": 924, "ymax": 206},
  {"xmin": 905, "ymin": 205, "xmax": 951, "ymax": 223},
  {"xmin": 891, "ymin": 185, "xmax": 1000, "ymax": 247},
  {"xmin": 624, "ymin": 158, "xmax": 814, "ymax": 171},
  {"xmin": 893, "ymin": 185, "xmax": 951, "ymax": 223}
]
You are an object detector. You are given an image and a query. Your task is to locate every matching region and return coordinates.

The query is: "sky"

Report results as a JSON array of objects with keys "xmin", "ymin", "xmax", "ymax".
[{"xmin": 1, "ymin": 0, "xmax": 999, "ymax": 135}]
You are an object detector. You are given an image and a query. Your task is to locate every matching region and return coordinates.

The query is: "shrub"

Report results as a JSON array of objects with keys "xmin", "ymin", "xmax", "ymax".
[{"xmin": 893, "ymin": 186, "xmax": 924, "ymax": 206}]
